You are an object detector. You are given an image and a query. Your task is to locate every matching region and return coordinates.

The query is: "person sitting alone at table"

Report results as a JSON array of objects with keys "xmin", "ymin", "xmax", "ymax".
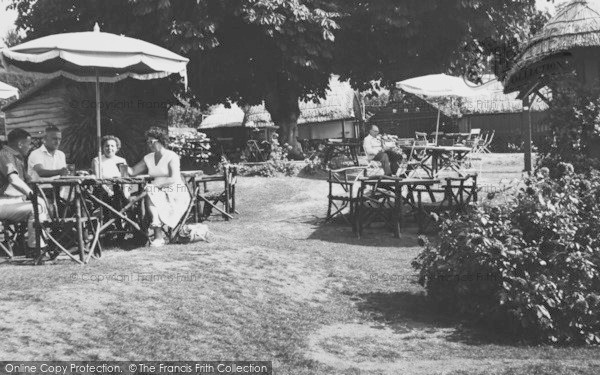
[
  {"xmin": 363, "ymin": 125, "xmax": 404, "ymax": 176},
  {"xmin": 129, "ymin": 127, "xmax": 191, "ymax": 247},
  {"xmin": 27, "ymin": 125, "xmax": 67, "ymax": 181},
  {"xmin": 0, "ymin": 129, "xmax": 48, "ymax": 257}
]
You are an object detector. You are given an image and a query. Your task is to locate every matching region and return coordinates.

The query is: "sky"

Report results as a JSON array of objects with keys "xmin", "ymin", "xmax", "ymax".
[
  {"xmin": 0, "ymin": 0, "xmax": 18, "ymax": 46},
  {"xmin": 0, "ymin": 0, "xmax": 570, "ymax": 47}
]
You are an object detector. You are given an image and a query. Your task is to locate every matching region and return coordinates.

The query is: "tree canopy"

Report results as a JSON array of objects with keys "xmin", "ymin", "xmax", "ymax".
[{"xmin": 7, "ymin": 0, "xmax": 544, "ymax": 154}]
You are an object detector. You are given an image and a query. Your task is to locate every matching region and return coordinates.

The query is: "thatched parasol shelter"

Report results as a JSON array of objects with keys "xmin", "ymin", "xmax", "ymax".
[
  {"xmin": 504, "ymin": 0, "xmax": 600, "ymax": 96},
  {"xmin": 503, "ymin": 0, "xmax": 600, "ymax": 171}
]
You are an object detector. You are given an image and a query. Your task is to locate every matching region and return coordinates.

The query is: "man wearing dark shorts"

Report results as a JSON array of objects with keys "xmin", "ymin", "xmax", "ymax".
[{"xmin": 362, "ymin": 125, "xmax": 404, "ymax": 176}]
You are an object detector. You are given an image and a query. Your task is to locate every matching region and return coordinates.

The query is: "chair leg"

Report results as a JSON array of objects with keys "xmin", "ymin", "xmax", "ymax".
[
  {"xmin": 326, "ymin": 196, "xmax": 333, "ymax": 219},
  {"xmin": 0, "ymin": 242, "xmax": 13, "ymax": 258}
]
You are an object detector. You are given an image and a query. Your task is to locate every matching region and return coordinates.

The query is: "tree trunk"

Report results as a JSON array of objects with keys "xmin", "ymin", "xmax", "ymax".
[{"xmin": 264, "ymin": 74, "xmax": 304, "ymax": 159}]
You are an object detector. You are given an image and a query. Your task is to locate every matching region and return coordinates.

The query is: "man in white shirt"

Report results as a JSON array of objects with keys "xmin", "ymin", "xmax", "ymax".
[
  {"xmin": 28, "ymin": 125, "xmax": 68, "ymax": 181},
  {"xmin": 363, "ymin": 125, "xmax": 403, "ymax": 175}
]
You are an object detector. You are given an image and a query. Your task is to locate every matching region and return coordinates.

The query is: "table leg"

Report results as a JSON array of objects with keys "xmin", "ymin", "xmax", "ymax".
[
  {"xmin": 32, "ymin": 187, "xmax": 41, "ymax": 253},
  {"xmin": 75, "ymin": 186, "xmax": 85, "ymax": 263},
  {"xmin": 351, "ymin": 145, "xmax": 359, "ymax": 166},
  {"xmin": 394, "ymin": 182, "xmax": 401, "ymax": 238},
  {"xmin": 431, "ymin": 152, "xmax": 439, "ymax": 177}
]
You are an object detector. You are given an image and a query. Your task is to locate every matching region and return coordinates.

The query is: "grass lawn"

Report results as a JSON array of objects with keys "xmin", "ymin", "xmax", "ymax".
[{"xmin": 2, "ymin": 153, "xmax": 600, "ymax": 374}]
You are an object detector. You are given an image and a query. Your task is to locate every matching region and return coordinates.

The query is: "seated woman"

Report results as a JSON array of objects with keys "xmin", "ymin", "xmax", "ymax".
[
  {"xmin": 92, "ymin": 135, "xmax": 127, "ymax": 178},
  {"xmin": 92, "ymin": 135, "xmax": 131, "ymax": 200},
  {"xmin": 129, "ymin": 127, "xmax": 191, "ymax": 247}
]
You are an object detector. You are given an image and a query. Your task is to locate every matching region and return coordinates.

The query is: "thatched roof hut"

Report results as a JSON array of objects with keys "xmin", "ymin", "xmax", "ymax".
[
  {"xmin": 201, "ymin": 104, "xmax": 275, "ymax": 129},
  {"xmin": 199, "ymin": 75, "xmax": 364, "ymax": 141},
  {"xmin": 504, "ymin": 0, "xmax": 600, "ymax": 95}
]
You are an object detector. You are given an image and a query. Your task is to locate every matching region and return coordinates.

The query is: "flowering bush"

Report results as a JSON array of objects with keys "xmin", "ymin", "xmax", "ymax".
[
  {"xmin": 229, "ymin": 136, "xmax": 300, "ymax": 177},
  {"xmin": 301, "ymin": 156, "xmax": 323, "ymax": 175},
  {"xmin": 169, "ymin": 130, "xmax": 212, "ymax": 169},
  {"xmin": 413, "ymin": 164, "xmax": 600, "ymax": 344}
]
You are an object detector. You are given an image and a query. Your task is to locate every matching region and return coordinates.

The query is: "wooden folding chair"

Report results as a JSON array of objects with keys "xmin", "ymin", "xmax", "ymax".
[
  {"xmin": 468, "ymin": 128, "xmax": 481, "ymax": 140},
  {"xmin": 443, "ymin": 174, "xmax": 479, "ymax": 211},
  {"xmin": 415, "ymin": 132, "xmax": 428, "ymax": 143},
  {"xmin": 246, "ymin": 140, "xmax": 266, "ymax": 162},
  {"xmin": 402, "ymin": 142, "xmax": 433, "ymax": 178},
  {"xmin": 480, "ymin": 130, "xmax": 495, "ymax": 153},
  {"xmin": 326, "ymin": 167, "xmax": 367, "ymax": 225},
  {"xmin": 33, "ymin": 184, "xmax": 101, "ymax": 265},
  {"xmin": 0, "ymin": 220, "xmax": 27, "ymax": 259},
  {"xmin": 412, "ymin": 181, "xmax": 449, "ymax": 234},
  {"xmin": 355, "ymin": 177, "xmax": 397, "ymax": 237},
  {"xmin": 165, "ymin": 183, "xmax": 198, "ymax": 243},
  {"xmin": 198, "ymin": 165, "xmax": 236, "ymax": 221}
]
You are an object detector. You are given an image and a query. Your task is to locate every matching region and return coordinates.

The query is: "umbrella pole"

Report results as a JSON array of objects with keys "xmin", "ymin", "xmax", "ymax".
[
  {"xmin": 95, "ymin": 70, "xmax": 102, "ymax": 178},
  {"xmin": 435, "ymin": 109, "xmax": 440, "ymax": 146}
]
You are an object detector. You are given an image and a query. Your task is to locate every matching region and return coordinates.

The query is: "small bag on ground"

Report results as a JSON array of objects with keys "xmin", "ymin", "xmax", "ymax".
[{"xmin": 176, "ymin": 223, "xmax": 211, "ymax": 244}]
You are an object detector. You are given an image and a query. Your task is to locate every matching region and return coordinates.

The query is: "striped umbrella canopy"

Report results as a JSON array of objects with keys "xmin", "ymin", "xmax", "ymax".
[
  {"xmin": 0, "ymin": 80, "xmax": 18, "ymax": 99},
  {"xmin": 397, "ymin": 74, "xmax": 494, "ymax": 144},
  {"xmin": 0, "ymin": 23, "xmax": 189, "ymax": 177}
]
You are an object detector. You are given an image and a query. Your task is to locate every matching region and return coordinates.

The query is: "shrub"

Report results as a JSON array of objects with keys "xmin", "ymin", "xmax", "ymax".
[
  {"xmin": 228, "ymin": 137, "xmax": 301, "ymax": 177},
  {"xmin": 537, "ymin": 86, "xmax": 600, "ymax": 174},
  {"xmin": 168, "ymin": 130, "xmax": 212, "ymax": 170},
  {"xmin": 413, "ymin": 167, "xmax": 600, "ymax": 344}
]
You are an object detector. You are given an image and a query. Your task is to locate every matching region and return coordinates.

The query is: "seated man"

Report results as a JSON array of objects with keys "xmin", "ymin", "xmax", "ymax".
[
  {"xmin": 363, "ymin": 125, "xmax": 404, "ymax": 176},
  {"xmin": 28, "ymin": 125, "xmax": 68, "ymax": 181},
  {"xmin": 0, "ymin": 129, "xmax": 47, "ymax": 257}
]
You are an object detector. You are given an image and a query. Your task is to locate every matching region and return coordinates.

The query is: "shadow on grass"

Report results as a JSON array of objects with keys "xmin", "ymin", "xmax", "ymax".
[
  {"xmin": 356, "ymin": 291, "xmax": 527, "ymax": 346},
  {"xmin": 306, "ymin": 215, "xmax": 422, "ymax": 248}
]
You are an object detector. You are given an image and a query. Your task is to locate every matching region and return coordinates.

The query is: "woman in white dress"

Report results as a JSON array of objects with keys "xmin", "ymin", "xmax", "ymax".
[{"xmin": 130, "ymin": 127, "xmax": 190, "ymax": 247}]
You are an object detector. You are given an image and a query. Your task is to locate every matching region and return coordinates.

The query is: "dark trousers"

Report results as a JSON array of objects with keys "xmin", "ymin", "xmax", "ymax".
[{"xmin": 373, "ymin": 151, "xmax": 405, "ymax": 176}]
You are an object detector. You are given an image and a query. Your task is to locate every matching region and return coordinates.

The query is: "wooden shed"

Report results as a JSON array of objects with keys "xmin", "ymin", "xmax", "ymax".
[
  {"xmin": 1, "ymin": 77, "xmax": 176, "ymax": 166},
  {"xmin": 369, "ymin": 76, "xmax": 549, "ymax": 151},
  {"xmin": 367, "ymin": 91, "xmax": 458, "ymax": 138},
  {"xmin": 456, "ymin": 79, "xmax": 549, "ymax": 151}
]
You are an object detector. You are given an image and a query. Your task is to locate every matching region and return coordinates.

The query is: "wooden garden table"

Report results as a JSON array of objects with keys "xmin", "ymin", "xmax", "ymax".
[
  {"xmin": 31, "ymin": 175, "xmax": 152, "ymax": 264},
  {"xmin": 355, "ymin": 175, "xmax": 440, "ymax": 238},
  {"xmin": 323, "ymin": 139, "xmax": 361, "ymax": 167},
  {"xmin": 399, "ymin": 145, "xmax": 472, "ymax": 177}
]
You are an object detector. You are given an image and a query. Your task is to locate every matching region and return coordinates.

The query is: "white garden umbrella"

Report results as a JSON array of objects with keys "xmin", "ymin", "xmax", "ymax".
[
  {"xmin": 0, "ymin": 23, "xmax": 189, "ymax": 177},
  {"xmin": 397, "ymin": 74, "xmax": 494, "ymax": 144},
  {"xmin": 0, "ymin": 81, "xmax": 19, "ymax": 99}
]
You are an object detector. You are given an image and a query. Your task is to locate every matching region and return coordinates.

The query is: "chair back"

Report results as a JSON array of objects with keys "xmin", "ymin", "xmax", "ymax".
[
  {"xmin": 247, "ymin": 139, "xmax": 261, "ymax": 151},
  {"xmin": 396, "ymin": 138, "xmax": 414, "ymax": 147},
  {"xmin": 468, "ymin": 128, "xmax": 481, "ymax": 139},
  {"xmin": 415, "ymin": 132, "xmax": 428, "ymax": 141}
]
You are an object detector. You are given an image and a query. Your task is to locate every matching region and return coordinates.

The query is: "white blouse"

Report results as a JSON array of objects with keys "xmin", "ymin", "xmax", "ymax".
[{"xmin": 93, "ymin": 155, "xmax": 127, "ymax": 178}]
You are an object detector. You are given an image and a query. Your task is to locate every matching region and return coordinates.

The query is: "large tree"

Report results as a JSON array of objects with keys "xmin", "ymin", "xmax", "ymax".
[
  {"xmin": 332, "ymin": 0, "xmax": 546, "ymax": 88},
  {"xmin": 8, "ymin": 0, "xmax": 543, "ymax": 155}
]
